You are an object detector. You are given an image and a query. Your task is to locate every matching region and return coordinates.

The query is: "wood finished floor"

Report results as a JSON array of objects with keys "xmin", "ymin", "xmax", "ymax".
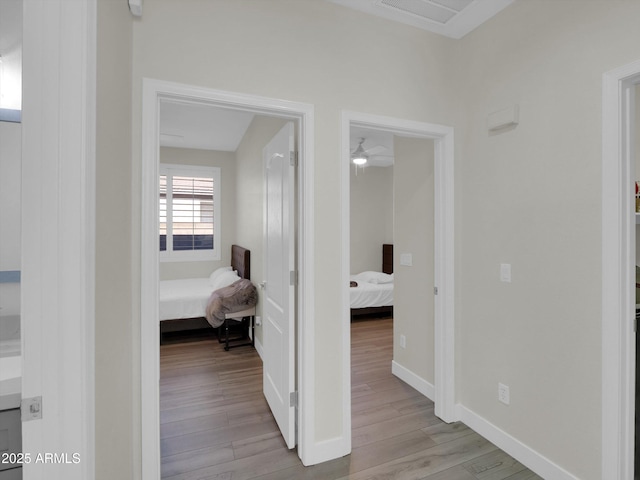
[{"xmin": 160, "ymin": 319, "xmax": 543, "ymax": 480}]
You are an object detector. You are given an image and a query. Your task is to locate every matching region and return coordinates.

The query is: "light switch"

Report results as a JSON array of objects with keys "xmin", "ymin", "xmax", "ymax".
[
  {"xmin": 500, "ymin": 263, "xmax": 511, "ymax": 283},
  {"xmin": 400, "ymin": 253, "xmax": 412, "ymax": 266}
]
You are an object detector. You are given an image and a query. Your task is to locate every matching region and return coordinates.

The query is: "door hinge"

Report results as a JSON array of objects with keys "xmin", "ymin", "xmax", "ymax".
[
  {"xmin": 290, "ymin": 270, "xmax": 298, "ymax": 286},
  {"xmin": 290, "ymin": 151, "xmax": 298, "ymax": 167},
  {"xmin": 434, "ymin": 287, "xmax": 439, "ymax": 295},
  {"xmin": 290, "ymin": 391, "xmax": 298, "ymax": 408}
]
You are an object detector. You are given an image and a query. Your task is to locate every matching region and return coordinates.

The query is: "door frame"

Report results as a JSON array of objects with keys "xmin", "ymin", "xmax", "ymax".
[
  {"xmin": 140, "ymin": 79, "xmax": 315, "ymax": 478},
  {"xmin": 21, "ymin": 1, "xmax": 96, "ymax": 479},
  {"xmin": 339, "ymin": 111, "xmax": 456, "ymax": 450},
  {"xmin": 602, "ymin": 59, "xmax": 640, "ymax": 479}
]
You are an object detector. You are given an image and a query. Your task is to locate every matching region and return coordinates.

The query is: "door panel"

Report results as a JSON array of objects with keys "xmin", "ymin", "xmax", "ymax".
[{"xmin": 263, "ymin": 122, "xmax": 296, "ymax": 449}]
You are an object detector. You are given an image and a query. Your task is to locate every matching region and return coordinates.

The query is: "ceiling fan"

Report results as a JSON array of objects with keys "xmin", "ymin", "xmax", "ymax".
[{"xmin": 351, "ymin": 137, "xmax": 393, "ymax": 166}]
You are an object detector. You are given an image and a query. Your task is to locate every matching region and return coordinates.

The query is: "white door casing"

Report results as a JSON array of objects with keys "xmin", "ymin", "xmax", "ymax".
[
  {"xmin": 602, "ymin": 59, "xmax": 640, "ymax": 480},
  {"xmin": 263, "ymin": 122, "xmax": 296, "ymax": 449},
  {"xmin": 141, "ymin": 80, "xmax": 316, "ymax": 477},
  {"xmin": 340, "ymin": 111, "xmax": 455, "ymax": 453}
]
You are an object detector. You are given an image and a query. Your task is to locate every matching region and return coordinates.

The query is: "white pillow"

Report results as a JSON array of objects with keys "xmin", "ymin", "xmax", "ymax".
[
  {"xmin": 209, "ymin": 266, "xmax": 232, "ymax": 286},
  {"xmin": 211, "ymin": 270, "xmax": 241, "ymax": 291},
  {"xmin": 353, "ymin": 271, "xmax": 394, "ymax": 284}
]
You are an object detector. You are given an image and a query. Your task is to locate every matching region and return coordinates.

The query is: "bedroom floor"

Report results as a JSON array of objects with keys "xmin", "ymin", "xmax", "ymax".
[{"xmin": 159, "ymin": 319, "xmax": 542, "ymax": 480}]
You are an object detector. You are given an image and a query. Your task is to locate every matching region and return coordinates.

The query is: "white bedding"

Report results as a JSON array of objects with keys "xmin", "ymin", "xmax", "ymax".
[
  {"xmin": 350, "ymin": 272, "xmax": 394, "ymax": 309},
  {"xmin": 159, "ymin": 278, "xmax": 213, "ymax": 321}
]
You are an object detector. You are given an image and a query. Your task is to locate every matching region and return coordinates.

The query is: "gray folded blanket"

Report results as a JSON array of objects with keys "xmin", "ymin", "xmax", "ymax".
[{"xmin": 205, "ymin": 278, "xmax": 258, "ymax": 328}]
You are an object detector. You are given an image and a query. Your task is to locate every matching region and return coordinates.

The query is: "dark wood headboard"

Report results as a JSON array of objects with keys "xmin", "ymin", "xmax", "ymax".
[
  {"xmin": 231, "ymin": 245, "xmax": 251, "ymax": 280},
  {"xmin": 382, "ymin": 244, "xmax": 393, "ymax": 274}
]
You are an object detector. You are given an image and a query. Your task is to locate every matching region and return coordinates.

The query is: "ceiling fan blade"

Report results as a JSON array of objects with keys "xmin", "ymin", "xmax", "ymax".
[{"xmin": 364, "ymin": 145, "xmax": 390, "ymax": 156}]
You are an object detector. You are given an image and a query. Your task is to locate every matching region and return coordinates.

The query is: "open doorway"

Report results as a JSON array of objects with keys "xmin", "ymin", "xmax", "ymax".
[
  {"xmin": 340, "ymin": 111, "xmax": 456, "ymax": 450},
  {"xmin": 140, "ymin": 80, "xmax": 315, "ymax": 479}
]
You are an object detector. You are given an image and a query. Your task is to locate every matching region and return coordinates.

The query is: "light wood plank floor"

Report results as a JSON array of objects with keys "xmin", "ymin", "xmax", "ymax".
[{"xmin": 160, "ymin": 318, "xmax": 543, "ymax": 480}]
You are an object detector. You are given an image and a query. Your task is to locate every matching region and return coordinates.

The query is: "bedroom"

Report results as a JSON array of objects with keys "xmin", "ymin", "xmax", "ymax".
[
  {"xmin": 156, "ymin": 100, "xmax": 290, "ymax": 345},
  {"xmin": 155, "ymin": 99, "xmax": 298, "ymax": 477},
  {"xmin": 349, "ymin": 125, "xmax": 437, "ymax": 400}
]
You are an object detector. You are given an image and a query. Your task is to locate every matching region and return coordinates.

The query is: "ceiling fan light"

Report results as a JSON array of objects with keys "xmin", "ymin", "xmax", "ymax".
[{"xmin": 352, "ymin": 156, "xmax": 367, "ymax": 165}]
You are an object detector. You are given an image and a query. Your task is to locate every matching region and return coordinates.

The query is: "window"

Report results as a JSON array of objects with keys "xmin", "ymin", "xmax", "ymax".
[{"xmin": 159, "ymin": 164, "xmax": 221, "ymax": 261}]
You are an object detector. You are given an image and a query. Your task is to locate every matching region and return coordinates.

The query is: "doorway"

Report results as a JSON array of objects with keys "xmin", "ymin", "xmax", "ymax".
[
  {"xmin": 140, "ymin": 80, "xmax": 315, "ymax": 479},
  {"xmin": 340, "ymin": 111, "xmax": 456, "ymax": 449},
  {"xmin": 602, "ymin": 59, "xmax": 640, "ymax": 479}
]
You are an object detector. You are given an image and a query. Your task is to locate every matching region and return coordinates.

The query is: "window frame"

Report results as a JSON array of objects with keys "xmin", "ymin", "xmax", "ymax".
[{"xmin": 159, "ymin": 163, "xmax": 221, "ymax": 262}]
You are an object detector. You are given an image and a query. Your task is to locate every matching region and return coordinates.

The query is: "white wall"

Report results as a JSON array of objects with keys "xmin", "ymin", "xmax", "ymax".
[
  {"xmin": 235, "ymin": 115, "xmax": 288, "ymax": 347},
  {"xmin": 130, "ymin": 0, "xmax": 457, "ymax": 449},
  {"xmin": 159, "ymin": 147, "xmax": 237, "ymax": 280},
  {"xmin": 90, "ymin": 0, "xmax": 640, "ymax": 477},
  {"xmin": 392, "ymin": 137, "xmax": 434, "ymax": 385},
  {"xmin": 350, "ymin": 165, "xmax": 393, "ymax": 274},
  {"xmin": 0, "ymin": 122, "xmax": 21, "ymax": 317},
  {"xmin": 95, "ymin": 1, "xmax": 133, "ymax": 479},
  {"xmin": 454, "ymin": 2, "xmax": 640, "ymax": 478}
]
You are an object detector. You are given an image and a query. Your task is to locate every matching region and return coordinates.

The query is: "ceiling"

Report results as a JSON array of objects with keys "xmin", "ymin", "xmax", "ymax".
[
  {"xmin": 326, "ymin": 0, "xmax": 514, "ymax": 39},
  {"xmin": 159, "ymin": 101, "xmax": 254, "ymax": 151}
]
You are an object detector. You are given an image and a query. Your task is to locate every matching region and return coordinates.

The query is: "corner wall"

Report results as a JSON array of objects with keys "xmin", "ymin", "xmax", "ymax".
[
  {"xmin": 350, "ymin": 165, "xmax": 394, "ymax": 274},
  {"xmin": 392, "ymin": 137, "xmax": 434, "ymax": 387},
  {"xmin": 454, "ymin": 1, "xmax": 640, "ymax": 478}
]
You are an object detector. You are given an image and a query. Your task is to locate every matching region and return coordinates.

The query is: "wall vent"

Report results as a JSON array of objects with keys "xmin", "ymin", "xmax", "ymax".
[{"xmin": 377, "ymin": 0, "xmax": 474, "ymax": 25}]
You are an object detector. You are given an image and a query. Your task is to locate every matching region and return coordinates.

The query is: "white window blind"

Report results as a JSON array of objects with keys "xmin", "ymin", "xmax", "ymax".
[{"xmin": 160, "ymin": 164, "xmax": 221, "ymax": 261}]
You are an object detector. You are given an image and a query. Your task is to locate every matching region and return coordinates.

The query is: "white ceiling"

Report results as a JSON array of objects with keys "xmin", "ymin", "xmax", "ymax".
[
  {"xmin": 326, "ymin": 0, "xmax": 514, "ymax": 39},
  {"xmin": 159, "ymin": 101, "xmax": 255, "ymax": 152}
]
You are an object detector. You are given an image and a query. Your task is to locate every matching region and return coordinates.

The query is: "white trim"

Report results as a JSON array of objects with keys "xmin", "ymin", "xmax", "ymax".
[
  {"xmin": 21, "ymin": 0, "xmax": 96, "ymax": 479},
  {"xmin": 391, "ymin": 361, "xmax": 435, "ymax": 401},
  {"xmin": 255, "ymin": 335, "xmax": 264, "ymax": 361},
  {"xmin": 340, "ymin": 110, "xmax": 456, "ymax": 457},
  {"xmin": 457, "ymin": 405, "xmax": 579, "ymax": 480},
  {"xmin": 602, "ymin": 59, "xmax": 640, "ymax": 480},
  {"xmin": 141, "ymin": 79, "xmax": 315, "ymax": 476}
]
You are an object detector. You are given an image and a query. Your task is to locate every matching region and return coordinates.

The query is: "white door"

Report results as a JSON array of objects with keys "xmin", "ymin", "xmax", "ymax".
[{"xmin": 263, "ymin": 122, "xmax": 296, "ymax": 449}]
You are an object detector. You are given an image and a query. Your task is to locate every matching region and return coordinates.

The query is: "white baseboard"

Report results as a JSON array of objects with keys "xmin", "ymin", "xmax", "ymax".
[
  {"xmin": 457, "ymin": 405, "xmax": 580, "ymax": 480},
  {"xmin": 391, "ymin": 360, "xmax": 435, "ymax": 401},
  {"xmin": 254, "ymin": 334, "xmax": 264, "ymax": 361}
]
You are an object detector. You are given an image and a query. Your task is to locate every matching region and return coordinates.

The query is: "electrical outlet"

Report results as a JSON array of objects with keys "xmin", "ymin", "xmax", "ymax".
[
  {"xmin": 399, "ymin": 334, "xmax": 406, "ymax": 348},
  {"xmin": 498, "ymin": 383, "xmax": 510, "ymax": 405}
]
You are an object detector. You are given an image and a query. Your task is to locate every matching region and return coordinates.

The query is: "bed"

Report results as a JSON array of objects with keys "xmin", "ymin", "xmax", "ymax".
[
  {"xmin": 350, "ymin": 244, "xmax": 394, "ymax": 319},
  {"xmin": 159, "ymin": 245, "xmax": 252, "ymax": 341}
]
